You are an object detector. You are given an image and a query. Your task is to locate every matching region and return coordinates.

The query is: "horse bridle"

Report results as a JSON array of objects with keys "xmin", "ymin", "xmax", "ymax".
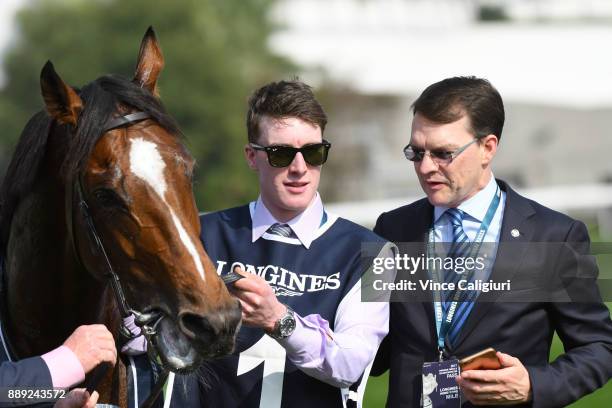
[
  {"xmin": 73, "ymin": 111, "xmax": 162, "ymax": 342},
  {"xmin": 69, "ymin": 111, "xmax": 169, "ymax": 408},
  {"xmin": 72, "ymin": 110, "xmax": 243, "ymax": 318},
  {"xmin": 69, "ymin": 110, "xmax": 243, "ymax": 407}
]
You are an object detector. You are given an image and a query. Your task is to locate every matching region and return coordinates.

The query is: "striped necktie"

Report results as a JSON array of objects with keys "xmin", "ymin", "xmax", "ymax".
[
  {"xmin": 267, "ymin": 223, "xmax": 296, "ymax": 238},
  {"xmin": 443, "ymin": 208, "xmax": 476, "ymax": 345},
  {"xmin": 447, "ymin": 208, "xmax": 470, "ymax": 258}
]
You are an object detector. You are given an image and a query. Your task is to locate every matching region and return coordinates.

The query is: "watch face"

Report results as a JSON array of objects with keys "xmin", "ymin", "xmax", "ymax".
[{"xmin": 279, "ymin": 314, "xmax": 296, "ymax": 337}]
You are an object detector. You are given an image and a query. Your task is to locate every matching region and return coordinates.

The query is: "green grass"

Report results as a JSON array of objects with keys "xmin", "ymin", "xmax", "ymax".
[{"xmin": 364, "ymin": 372, "xmax": 389, "ymax": 407}]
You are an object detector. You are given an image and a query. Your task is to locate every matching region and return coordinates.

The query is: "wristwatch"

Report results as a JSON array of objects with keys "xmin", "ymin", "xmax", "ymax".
[{"xmin": 267, "ymin": 305, "xmax": 296, "ymax": 340}]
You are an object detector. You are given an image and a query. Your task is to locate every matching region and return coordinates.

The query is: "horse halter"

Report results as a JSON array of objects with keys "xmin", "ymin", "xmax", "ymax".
[
  {"xmin": 69, "ymin": 110, "xmax": 175, "ymax": 407},
  {"xmin": 75, "ymin": 111, "xmax": 245, "ymax": 324},
  {"xmin": 72, "ymin": 111, "xmax": 165, "ymax": 341},
  {"xmin": 70, "ymin": 111, "xmax": 243, "ymax": 407}
]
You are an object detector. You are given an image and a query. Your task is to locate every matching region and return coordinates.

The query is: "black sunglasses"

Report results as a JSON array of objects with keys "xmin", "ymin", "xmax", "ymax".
[{"xmin": 250, "ymin": 140, "xmax": 332, "ymax": 168}]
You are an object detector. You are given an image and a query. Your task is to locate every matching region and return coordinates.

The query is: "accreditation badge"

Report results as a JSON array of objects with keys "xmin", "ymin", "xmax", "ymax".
[{"xmin": 421, "ymin": 359, "xmax": 461, "ymax": 408}]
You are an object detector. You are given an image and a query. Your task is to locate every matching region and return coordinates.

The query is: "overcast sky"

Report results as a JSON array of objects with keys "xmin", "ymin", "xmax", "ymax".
[{"xmin": 3, "ymin": 0, "xmax": 612, "ymax": 108}]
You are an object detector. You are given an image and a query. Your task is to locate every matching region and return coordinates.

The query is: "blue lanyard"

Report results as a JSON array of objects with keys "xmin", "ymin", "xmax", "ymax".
[{"xmin": 428, "ymin": 186, "xmax": 501, "ymax": 357}]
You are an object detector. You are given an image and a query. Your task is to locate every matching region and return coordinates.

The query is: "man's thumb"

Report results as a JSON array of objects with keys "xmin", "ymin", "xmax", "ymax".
[{"xmin": 497, "ymin": 351, "xmax": 515, "ymax": 367}]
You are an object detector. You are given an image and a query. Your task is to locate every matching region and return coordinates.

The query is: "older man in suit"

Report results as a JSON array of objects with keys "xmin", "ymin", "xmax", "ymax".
[{"xmin": 371, "ymin": 76, "xmax": 612, "ymax": 407}]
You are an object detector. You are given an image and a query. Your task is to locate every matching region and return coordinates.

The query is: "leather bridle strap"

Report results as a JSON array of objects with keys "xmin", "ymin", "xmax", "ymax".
[
  {"xmin": 76, "ymin": 185, "xmax": 133, "ymax": 321},
  {"xmin": 74, "ymin": 110, "xmax": 157, "ymax": 335},
  {"xmin": 75, "ymin": 111, "xmax": 242, "ymax": 408},
  {"xmin": 104, "ymin": 111, "xmax": 151, "ymax": 132},
  {"xmin": 70, "ymin": 111, "xmax": 169, "ymax": 408}
]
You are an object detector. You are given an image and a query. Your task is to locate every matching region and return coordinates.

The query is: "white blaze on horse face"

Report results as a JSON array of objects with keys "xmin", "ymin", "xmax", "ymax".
[
  {"xmin": 129, "ymin": 138, "xmax": 206, "ymax": 281},
  {"xmin": 170, "ymin": 209, "xmax": 204, "ymax": 280},
  {"xmin": 129, "ymin": 138, "xmax": 167, "ymax": 197}
]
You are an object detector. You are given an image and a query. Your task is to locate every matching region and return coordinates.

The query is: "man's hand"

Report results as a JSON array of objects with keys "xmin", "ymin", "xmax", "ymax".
[
  {"xmin": 54, "ymin": 389, "xmax": 98, "ymax": 408},
  {"xmin": 231, "ymin": 267, "xmax": 286, "ymax": 331},
  {"xmin": 63, "ymin": 325, "xmax": 117, "ymax": 374},
  {"xmin": 456, "ymin": 352, "xmax": 532, "ymax": 405}
]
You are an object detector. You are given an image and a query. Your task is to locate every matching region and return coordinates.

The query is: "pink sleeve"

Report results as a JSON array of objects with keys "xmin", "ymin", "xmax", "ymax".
[{"xmin": 40, "ymin": 345, "xmax": 85, "ymax": 388}]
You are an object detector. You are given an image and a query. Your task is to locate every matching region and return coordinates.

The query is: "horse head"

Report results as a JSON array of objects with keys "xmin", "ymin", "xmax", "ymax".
[{"xmin": 38, "ymin": 28, "xmax": 241, "ymax": 372}]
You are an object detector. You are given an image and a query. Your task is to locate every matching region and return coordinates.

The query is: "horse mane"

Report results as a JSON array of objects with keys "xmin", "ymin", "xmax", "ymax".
[{"xmin": 0, "ymin": 74, "xmax": 182, "ymax": 253}]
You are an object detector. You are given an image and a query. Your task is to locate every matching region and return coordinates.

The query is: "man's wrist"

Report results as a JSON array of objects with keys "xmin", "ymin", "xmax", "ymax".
[
  {"xmin": 266, "ymin": 304, "xmax": 296, "ymax": 340},
  {"xmin": 264, "ymin": 303, "xmax": 288, "ymax": 332}
]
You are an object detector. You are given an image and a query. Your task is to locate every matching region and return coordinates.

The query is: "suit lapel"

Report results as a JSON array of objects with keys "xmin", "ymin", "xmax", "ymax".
[{"xmin": 451, "ymin": 180, "xmax": 536, "ymax": 350}]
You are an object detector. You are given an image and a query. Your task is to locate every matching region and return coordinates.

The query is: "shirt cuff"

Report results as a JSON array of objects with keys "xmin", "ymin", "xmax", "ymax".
[
  {"xmin": 280, "ymin": 313, "xmax": 333, "ymax": 359},
  {"xmin": 41, "ymin": 345, "xmax": 85, "ymax": 388}
]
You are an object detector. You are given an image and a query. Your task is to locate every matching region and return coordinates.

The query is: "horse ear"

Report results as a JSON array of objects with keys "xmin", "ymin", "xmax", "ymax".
[
  {"xmin": 133, "ymin": 26, "xmax": 164, "ymax": 96},
  {"xmin": 40, "ymin": 61, "xmax": 83, "ymax": 126}
]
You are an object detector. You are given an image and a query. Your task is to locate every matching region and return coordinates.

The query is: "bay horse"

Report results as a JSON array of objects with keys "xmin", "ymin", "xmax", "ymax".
[{"xmin": 0, "ymin": 28, "xmax": 241, "ymax": 406}]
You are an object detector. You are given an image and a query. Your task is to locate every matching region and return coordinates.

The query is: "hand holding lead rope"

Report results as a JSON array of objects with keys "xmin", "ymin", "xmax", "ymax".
[{"xmin": 222, "ymin": 269, "xmax": 245, "ymax": 287}]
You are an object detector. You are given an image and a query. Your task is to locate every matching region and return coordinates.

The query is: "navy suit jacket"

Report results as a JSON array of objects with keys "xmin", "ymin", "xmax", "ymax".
[
  {"xmin": 372, "ymin": 180, "xmax": 612, "ymax": 407},
  {"xmin": 0, "ymin": 356, "xmax": 52, "ymax": 407}
]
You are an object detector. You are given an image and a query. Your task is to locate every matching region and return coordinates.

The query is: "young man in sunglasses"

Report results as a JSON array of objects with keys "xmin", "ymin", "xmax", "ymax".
[
  {"xmin": 198, "ymin": 80, "xmax": 395, "ymax": 407},
  {"xmin": 371, "ymin": 76, "xmax": 612, "ymax": 407}
]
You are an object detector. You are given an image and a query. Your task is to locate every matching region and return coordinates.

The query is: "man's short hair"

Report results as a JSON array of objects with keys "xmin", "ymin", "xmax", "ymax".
[
  {"xmin": 246, "ymin": 80, "xmax": 328, "ymax": 143},
  {"xmin": 412, "ymin": 76, "xmax": 505, "ymax": 142}
]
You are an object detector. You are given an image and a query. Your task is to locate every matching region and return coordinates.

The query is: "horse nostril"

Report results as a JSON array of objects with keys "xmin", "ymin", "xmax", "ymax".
[
  {"xmin": 179, "ymin": 307, "xmax": 237, "ymax": 338},
  {"xmin": 177, "ymin": 300, "xmax": 242, "ymax": 357},
  {"xmin": 179, "ymin": 312, "xmax": 217, "ymax": 342}
]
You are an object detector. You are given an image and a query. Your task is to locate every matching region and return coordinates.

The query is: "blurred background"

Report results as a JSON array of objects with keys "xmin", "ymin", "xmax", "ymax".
[{"xmin": 0, "ymin": 0, "xmax": 610, "ymax": 406}]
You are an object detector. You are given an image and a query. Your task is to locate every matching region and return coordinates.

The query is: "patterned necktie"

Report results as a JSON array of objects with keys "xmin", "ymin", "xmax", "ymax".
[
  {"xmin": 443, "ymin": 208, "xmax": 475, "ymax": 345},
  {"xmin": 267, "ymin": 223, "xmax": 296, "ymax": 238},
  {"xmin": 446, "ymin": 208, "xmax": 470, "ymax": 258}
]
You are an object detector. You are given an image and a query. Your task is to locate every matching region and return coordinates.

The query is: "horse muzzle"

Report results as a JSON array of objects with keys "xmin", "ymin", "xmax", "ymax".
[
  {"xmin": 177, "ymin": 299, "xmax": 242, "ymax": 357},
  {"xmin": 136, "ymin": 300, "xmax": 241, "ymax": 373}
]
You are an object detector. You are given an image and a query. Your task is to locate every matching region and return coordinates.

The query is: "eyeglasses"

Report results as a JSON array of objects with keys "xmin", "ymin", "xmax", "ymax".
[
  {"xmin": 250, "ymin": 140, "xmax": 332, "ymax": 168},
  {"xmin": 403, "ymin": 139, "xmax": 479, "ymax": 165}
]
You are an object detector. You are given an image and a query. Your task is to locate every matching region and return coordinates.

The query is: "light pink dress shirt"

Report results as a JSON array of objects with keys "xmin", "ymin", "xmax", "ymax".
[{"xmin": 251, "ymin": 194, "xmax": 392, "ymax": 388}]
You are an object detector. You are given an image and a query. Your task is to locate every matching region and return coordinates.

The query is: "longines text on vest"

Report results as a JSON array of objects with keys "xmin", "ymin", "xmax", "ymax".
[{"xmin": 216, "ymin": 260, "xmax": 341, "ymax": 292}]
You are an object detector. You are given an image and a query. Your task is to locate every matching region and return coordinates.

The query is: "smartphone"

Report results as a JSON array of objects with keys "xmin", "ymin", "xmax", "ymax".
[{"xmin": 459, "ymin": 347, "xmax": 502, "ymax": 371}]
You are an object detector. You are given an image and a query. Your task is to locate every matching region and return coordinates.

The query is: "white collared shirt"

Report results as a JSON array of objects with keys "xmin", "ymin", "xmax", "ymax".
[
  {"xmin": 251, "ymin": 193, "xmax": 325, "ymax": 249},
  {"xmin": 433, "ymin": 174, "xmax": 506, "ymax": 245}
]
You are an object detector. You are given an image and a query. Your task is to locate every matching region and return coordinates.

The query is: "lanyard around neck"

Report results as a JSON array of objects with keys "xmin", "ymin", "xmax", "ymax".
[{"xmin": 428, "ymin": 185, "xmax": 501, "ymax": 355}]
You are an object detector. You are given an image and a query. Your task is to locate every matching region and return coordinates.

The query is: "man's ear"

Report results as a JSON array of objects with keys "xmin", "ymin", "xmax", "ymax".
[
  {"xmin": 245, "ymin": 144, "xmax": 258, "ymax": 170},
  {"xmin": 40, "ymin": 61, "xmax": 83, "ymax": 126},
  {"xmin": 480, "ymin": 134, "xmax": 498, "ymax": 166}
]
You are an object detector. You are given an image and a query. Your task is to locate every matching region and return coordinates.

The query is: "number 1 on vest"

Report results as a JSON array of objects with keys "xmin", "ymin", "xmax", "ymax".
[{"xmin": 237, "ymin": 335, "xmax": 287, "ymax": 408}]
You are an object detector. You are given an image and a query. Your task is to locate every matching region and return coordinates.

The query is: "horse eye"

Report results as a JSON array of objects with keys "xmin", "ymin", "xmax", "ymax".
[{"xmin": 93, "ymin": 188, "xmax": 126, "ymax": 209}]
